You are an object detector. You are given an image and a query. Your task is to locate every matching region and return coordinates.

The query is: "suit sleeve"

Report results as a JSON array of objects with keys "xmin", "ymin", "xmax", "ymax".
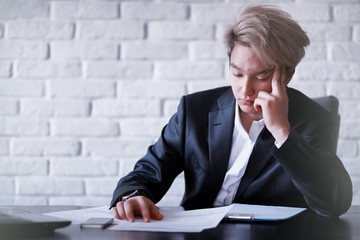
[
  {"xmin": 109, "ymin": 96, "xmax": 186, "ymax": 208},
  {"xmin": 271, "ymin": 126, "xmax": 353, "ymax": 217}
]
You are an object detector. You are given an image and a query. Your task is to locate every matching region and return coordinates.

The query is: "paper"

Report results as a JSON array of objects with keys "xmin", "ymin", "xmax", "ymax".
[
  {"xmin": 225, "ymin": 203, "xmax": 306, "ymax": 221},
  {"xmin": 44, "ymin": 204, "xmax": 305, "ymax": 232},
  {"xmin": 45, "ymin": 205, "xmax": 232, "ymax": 233}
]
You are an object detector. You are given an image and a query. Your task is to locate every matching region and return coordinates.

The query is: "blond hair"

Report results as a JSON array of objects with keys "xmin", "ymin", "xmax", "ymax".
[{"xmin": 225, "ymin": 5, "xmax": 310, "ymax": 69}]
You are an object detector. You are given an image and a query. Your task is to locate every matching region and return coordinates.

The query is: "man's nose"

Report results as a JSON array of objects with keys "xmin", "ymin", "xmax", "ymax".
[{"xmin": 241, "ymin": 77, "xmax": 254, "ymax": 96}]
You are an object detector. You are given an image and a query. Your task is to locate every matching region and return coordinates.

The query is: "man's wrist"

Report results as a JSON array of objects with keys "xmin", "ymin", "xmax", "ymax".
[{"xmin": 121, "ymin": 190, "xmax": 147, "ymax": 202}]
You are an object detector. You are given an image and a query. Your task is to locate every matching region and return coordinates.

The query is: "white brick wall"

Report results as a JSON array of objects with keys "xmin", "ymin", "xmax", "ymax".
[{"xmin": 0, "ymin": 0, "xmax": 359, "ymax": 207}]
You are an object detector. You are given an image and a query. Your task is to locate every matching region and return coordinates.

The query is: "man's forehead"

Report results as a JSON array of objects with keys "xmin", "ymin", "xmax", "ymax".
[{"xmin": 230, "ymin": 62, "xmax": 274, "ymax": 74}]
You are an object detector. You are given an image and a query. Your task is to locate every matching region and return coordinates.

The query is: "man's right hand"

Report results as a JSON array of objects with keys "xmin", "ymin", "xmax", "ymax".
[{"xmin": 111, "ymin": 196, "xmax": 164, "ymax": 223}]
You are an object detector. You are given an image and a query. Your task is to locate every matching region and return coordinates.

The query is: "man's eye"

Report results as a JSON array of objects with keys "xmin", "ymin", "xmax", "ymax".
[
  {"xmin": 256, "ymin": 75, "xmax": 271, "ymax": 81},
  {"xmin": 232, "ymin": 72, "xmax": 242, "ymax": 77}
]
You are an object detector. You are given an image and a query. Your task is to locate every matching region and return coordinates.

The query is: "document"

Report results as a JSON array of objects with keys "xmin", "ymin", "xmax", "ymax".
[
  {"xmin": 225, "ymin": 203, "xmax": 306, "ymax": 221},
  {"xmin": 45, "ymin": 205, "xmax": 232, "ymax": 233},
  {"xmin": 45, "ymin": 204, "xmax": 305, "ymax": 232}
]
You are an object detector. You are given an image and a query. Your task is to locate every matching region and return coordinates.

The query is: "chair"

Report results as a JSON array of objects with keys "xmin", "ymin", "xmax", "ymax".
[{"xmin": 312, "ymin": 96, "xmax": 340, "ymax": 153}]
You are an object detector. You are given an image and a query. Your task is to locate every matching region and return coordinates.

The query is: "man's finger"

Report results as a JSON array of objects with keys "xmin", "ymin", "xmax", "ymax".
[
  {"xmin": 111, "ymin": 207, "xmax": 121, "ymax": 219},
  {"xmin": 271, "ymin": 66, "xmax": 282, "ymax": 96},
  {"xmin": 123, "ymin": 201, "xmax": 136, "ymax": 222},
  {"xmin": 115, "ymin": 201, "xmax": 128, "ymax": 221},
  {"xmin": 150, "ymin": 205, "xmax": 164, "ymax": 220}
]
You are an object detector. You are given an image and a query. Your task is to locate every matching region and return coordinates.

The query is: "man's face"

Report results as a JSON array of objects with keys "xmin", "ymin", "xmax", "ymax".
[{"xmin": 229, "ymin": 44, "xmax": 274, "ymax": 118}]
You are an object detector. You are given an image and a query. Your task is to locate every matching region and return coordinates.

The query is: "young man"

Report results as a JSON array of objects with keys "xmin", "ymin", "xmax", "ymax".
[{"xmin": 110, "ymin": 5, "xmax": 352, "ymax": 222}]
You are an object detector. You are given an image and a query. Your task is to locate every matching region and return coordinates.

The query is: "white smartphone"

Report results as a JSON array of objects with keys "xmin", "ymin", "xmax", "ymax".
[{"xmin": 80, "ymin": 218, "xmax": 114, "ymax": 229}]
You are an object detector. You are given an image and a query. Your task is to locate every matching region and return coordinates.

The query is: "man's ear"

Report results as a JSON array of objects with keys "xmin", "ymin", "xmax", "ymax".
[{"xmin": 285, "ymin": 68, "xmax": 295, "ymax": 85}]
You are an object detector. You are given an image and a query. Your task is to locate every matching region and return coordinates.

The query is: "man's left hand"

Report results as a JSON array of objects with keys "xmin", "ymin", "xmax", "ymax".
[{"xmin": 253, "ymin": 66, "xmax": 291, "ymax": 143}]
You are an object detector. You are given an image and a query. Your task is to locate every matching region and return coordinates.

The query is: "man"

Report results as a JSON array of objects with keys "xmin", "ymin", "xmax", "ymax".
[{"xmin": 110, "ymin": 5, "xmax": 352, "ymax": 222}]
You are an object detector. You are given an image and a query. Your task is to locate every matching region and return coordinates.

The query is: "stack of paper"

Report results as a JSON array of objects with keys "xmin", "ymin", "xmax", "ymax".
[{"xmin": 45, "ymin": 204, "xmax": 305, "ymax": 233}]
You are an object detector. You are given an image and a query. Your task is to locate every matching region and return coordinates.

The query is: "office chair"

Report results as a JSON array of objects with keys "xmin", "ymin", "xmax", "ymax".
[{"xmin": 312, "ymin": 96, "xmax": 340, "ymax": 153}]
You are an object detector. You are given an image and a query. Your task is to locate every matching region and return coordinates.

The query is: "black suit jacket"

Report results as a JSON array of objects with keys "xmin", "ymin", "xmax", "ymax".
[{"xmin": 111, "ymin": 87, "xmax": 352, "ymax": 217}]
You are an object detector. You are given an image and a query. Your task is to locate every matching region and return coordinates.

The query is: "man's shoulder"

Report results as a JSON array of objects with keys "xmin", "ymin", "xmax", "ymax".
[
  {"xmin": 183, "ymin": 86, "xmax": 233, "ymax": 112},
  {"xmin": 186, "ymin": 86, "xmax": 231, "ymax": 99}
]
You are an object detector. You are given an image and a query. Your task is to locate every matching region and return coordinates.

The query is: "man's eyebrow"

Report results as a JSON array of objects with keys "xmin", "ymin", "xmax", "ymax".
[{"xmin": 230, "ymin": 63, "xmax": 274, "ymax": 74}]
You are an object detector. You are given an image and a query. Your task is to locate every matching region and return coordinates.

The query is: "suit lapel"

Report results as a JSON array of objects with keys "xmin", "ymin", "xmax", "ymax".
[
  {"xmin": 208, "ymin": 89, "xmax": 235, "ymax": 199},
  {"xmin": 234, "ymin": 126, "xmax": 275, "ymax": 200}
]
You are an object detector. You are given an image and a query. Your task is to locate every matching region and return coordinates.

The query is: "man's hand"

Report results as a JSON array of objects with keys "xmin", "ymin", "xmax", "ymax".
[
  {"xmin": 253, "ymin": 66, "xmax": 292, "ymax": 143},
  {"xmin": 111, "ymin": 196, "xmax": 164, "ymax": 223}
]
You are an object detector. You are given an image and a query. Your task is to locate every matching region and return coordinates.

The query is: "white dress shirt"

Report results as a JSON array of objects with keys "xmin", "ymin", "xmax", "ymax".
[{"xmin": 213, "ymin": 105, "xmax": 265, "ymax": 207}]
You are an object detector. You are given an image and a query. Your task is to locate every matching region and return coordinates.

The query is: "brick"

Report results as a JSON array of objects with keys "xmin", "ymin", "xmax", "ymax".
[
  {"xmin": 80, "ymin": 20, "xmax": 144, "ymax": 39},
  {"xmin": 302, "ymin": 43, "xmax": 327, "ymax": 61},
  {"xmin": 119, "ymin": 157, "xmax": 140, "ymax": 176},
  {"xmin": 355, "ymin": 26, "xmax": 360, "ymax": 42},
  {"xmin": 0, "ymin": 62, "xmax": 12, "ymax": 77},
  {"xmin": 334, "ymin": 4, "xmax": 360, "ymax": 22},
  {"xmin": 0, "ymin": 117, "xmax": 48, "ymax": 136},
  {"xmin": 7, "ymin": 21, "xmax": 74, "ymax": 40},
  {"xmin": 288, "ymin": 81, "xmax": 326, "ymax": 98},
  {"xmin": 120, "ymin": 117, "xmax": 168, "ymax": 137},
  {"xmin": 122, "ymin": 2, "xmax": 188, "ymax": 20},
  {"xmin": 50, "ymin": 80, "xmax": 115, "ymax": 99},
  {"xmin": 49, "ymin": 196, "xmax": 109, "ymax": 206},
  {"xmin": 0, "ymin": 177, "xmax": 15, "ymax": 194},
  {"xmin": 0, "ymin": 139, "xmax": 9, "ymax": 155},
  {"xmin": 279, "ymin": 3, "xmax": 330, "ymax": 22},
  {"xmin": 1, "ymin": 196, "xmax": 48, "ymax": 205},
  {"xmin": 328, "ymin": 82, "xmax": 360, "ymax": 100},
  {"xmin": 0, "ymin": 157, "xmax": 48, "ymax": 175},
  {"xmin": 155, "ymin": 62, "xmax": 224, "ymax": 80},
  {"xmin": 342, "ymin": 157, "xmax": 360, "ymax": 178},
  {"xmin": 163, "ymin": 100, "xmax": 180, "ymax": 117},
  {"xmin": 0, "ymin": 0, "xmax": 49, "ymax": 19},
  {"xmin": 337, "ymin": 139, "xmax": 358, "ymax": 158},
  {"xmin": 339, "ymin": 100, "xmax": 360, "ymax": 121},
  {"xmin": 11, "ymin": 138, "xmax": 81, "ymax": 156},
  {"xmin": 92, "ymin": 99, "xmax": 161, "ymax": 117},
  {"xmin": 189, "ymin": 41, "xmax": 227, "ymax": 60},
  {"xmin": 331, "ymin": 43, "xmax": 360, "ymax": 61},
  {"xmin": 148, "ymin": 22, "xmax": 214, "ymax": 40},
  {"xmin": 118, "ymin": 81, "xmax": 185, "ymax": 98},
  {"xmin": 340, "ymin": 121, "xmax": 360, "ymax": 138},
  {"xmin": 0, "ymin": 41, "xmax": 48, "ymax": 59},
  {"xmin": 87, "ymin": 61, "xmax": 152, "ymax": 79},
  {"xmin": 53, "ymin": 1, "xmax": 118, "ymax": 19},
  {"xmin": 0, "ymin": 80, "xmax": 44, "ymax": 97},
  {"xmin": 187, "ymin": 81, "xmax": 228, "ymax": 94},
  {"xmin": 85, "ymin": 178, "xmax": 119, "ymax": 196},
  {"xmin": 295, "ymin": 61, "xmax": 360, "ymax": 81},
  {"xmin": 18, "ymin": 177, "xmax": 84, "ymax": 195},
  {"xmin": 51, "ymin": 158, "xmax": 118, "ymax": 176},
  {"xmin": 0, "ymin": 99, "xmax": 18, "ymax": 116},
  {"xmin": 16, "ymin": 61, "xmax": 82, "ymax": 79},
  {"xmin": 0, "ymin": 24, "xmax": 4, "ymax": 38},
  {"xmin": 84, "ymin": 138, "xmax": 151, "ymax": 157},
  {"xmin": 51, "ymin": 41, "xmax": 118, "ymax": 60},
  {"xmin": 122, "ymin": 41, "xmax": 188, "ymax": 60},
  {"xmin": 21, "ymin": 99, "xmax": 90, "ymax": 117},
  {"xmin": 302, "ymin": 23, "xmax": 352, "ymax": 42},
  {"xmin": 51, "ymin": 118, "xmax": 119, "ymax": 137},
  {"xmin": 191, "ymin": 4, "xmax": 239, "ymax": 22}
]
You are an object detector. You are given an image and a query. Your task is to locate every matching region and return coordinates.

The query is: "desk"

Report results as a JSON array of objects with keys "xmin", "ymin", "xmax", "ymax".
[{"xmin": 5, "ymin": 205, "xmax": 360, "ymax": 240}]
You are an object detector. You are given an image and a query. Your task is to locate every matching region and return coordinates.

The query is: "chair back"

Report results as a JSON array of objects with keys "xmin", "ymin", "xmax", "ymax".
[{"xmin": 312, "ymin": 96, "xmax": 340, "ymax": 153}]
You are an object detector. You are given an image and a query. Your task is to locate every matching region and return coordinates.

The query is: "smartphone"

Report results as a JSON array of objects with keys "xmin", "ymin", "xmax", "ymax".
[
  {"xmin": 224, "ymin": 213, "xmax": 254, "ymax": 220},
  {"xmin": 80, "ymin": 218, "xmax": 114, "ymax": 229}
]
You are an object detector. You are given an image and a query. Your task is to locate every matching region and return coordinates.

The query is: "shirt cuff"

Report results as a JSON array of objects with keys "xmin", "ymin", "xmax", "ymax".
[{"xmin": 274, "ymin": 137, "xmax": 288, "ymax": 149}]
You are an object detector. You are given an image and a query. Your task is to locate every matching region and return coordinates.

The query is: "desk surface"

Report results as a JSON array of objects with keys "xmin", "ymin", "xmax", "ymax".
[{"xmin": 4, "ymin": 205, "xmax": 360, "ymax": 240}]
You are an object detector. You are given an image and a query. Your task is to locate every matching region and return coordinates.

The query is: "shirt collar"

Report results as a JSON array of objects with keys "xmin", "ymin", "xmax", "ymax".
[{"xmin": 234, "ymin": 104, "xmax": 265, "ymax": 142}]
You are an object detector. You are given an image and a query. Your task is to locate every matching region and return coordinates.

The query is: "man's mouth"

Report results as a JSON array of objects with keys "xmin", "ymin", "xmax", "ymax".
[{"xmin": 239, "ymin": 98, "xmax": 254, "ymax": 105}]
